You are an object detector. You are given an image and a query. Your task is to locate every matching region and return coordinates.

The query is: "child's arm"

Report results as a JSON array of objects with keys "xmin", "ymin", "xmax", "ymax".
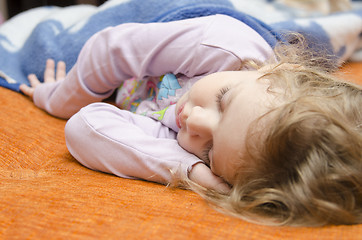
[
  {"xmin": 21, "ymin": 15, "xmax": 244, "ymax": 119},
  {"xmin": 65, "ymin": 102, "xmax": 230, "ymax": 193}
]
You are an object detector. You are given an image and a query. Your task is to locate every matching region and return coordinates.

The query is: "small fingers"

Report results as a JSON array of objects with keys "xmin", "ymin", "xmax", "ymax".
[
  {"xmin": 22, "ymin": 59, "xmax": 65, "ymax": 101},
  {"xmin": 56, "ymin": 61, "xmax": 66, "ymax": 80},
  {"xmin": 28, "ymin": 74, "xmax": 41, "ymax": 88},
  {"xmin": 19, "ymin": 84, "xmax": 35, "ymax": 100},
  {"xmin": 188, "ymin": 162, "xmax": 231, "ymax": 194},
  {"xmin": 44, "ymin": 59, "xmax": 56, "ymax": 83},
  {"xmin": 20, "ymin": 74, "xmax": 41, "ymax": 100},
  {"xmin": 215, "ymin": 181, "xmax": 231, "ymax": 195}
]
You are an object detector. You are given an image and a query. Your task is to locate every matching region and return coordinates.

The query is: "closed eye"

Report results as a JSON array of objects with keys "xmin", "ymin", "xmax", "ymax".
[{"xmin": 216, "ymin": 86, "xmax": 231, "ymax": 111}]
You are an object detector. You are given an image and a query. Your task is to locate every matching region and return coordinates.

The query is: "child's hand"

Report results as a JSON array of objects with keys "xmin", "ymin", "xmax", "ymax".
[
  {"xmin": 189, "ymin": 163, "xmax": 231, "ymax": 194},
  {"xmin": 20, "ymin": 59, "xmax": 66, "ymax": 100}
]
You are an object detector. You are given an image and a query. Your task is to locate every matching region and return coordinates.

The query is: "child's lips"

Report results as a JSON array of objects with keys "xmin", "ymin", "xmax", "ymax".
[{"xmin": 176, "ymin": 103, "xmax": 185, "ymax": 129}]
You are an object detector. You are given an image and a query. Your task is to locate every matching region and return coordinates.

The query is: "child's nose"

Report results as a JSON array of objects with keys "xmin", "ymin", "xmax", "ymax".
[{"xmin": 186, "ymin": 106, "xmax": 216, "ymax": 138}]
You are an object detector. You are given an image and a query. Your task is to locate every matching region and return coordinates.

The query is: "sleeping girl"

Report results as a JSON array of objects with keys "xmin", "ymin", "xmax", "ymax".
[{"xmin": 20, "ymin": 14, "xmax": 362, "ymax": 226}]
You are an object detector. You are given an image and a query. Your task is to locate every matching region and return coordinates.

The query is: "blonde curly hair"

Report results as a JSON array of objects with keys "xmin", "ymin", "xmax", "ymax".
[{"xmin": 180, "ymin": 35, "xmax": 362, "ymax": 226}]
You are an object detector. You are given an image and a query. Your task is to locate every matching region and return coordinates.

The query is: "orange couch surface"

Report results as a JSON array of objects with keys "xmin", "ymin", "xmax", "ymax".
[{"xmin": 0, "ymin": 63, "xmax": 361, "ymax": 239}]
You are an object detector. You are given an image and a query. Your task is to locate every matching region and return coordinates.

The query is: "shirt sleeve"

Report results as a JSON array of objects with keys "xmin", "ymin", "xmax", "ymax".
[
  {"xmin": 64, "ymin": 102, "xmax": 202, "ymax": 185},
  {"xmin": 33, "ymin": 14, "xmax": 268, "ymax": 119}
]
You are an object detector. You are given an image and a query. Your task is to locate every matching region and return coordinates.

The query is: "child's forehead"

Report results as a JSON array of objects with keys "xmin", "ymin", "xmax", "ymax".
[{"xmin": 226, "ymin": 76, "xmax": 284, "ymax": 120}]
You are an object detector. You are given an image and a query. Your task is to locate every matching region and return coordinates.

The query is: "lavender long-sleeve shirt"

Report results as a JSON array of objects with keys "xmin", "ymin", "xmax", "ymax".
[{"xmin": 34, "ymin": 14, "xmax": 274, "ymax": 184}]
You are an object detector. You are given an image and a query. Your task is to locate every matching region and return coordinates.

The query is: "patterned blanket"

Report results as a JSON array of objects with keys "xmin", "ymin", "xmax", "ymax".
[{"xmin": 0, "ymin": 0, "xmax": 361, "ymax": 92}]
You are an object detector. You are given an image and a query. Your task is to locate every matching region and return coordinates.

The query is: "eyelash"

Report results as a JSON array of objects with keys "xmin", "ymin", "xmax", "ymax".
[
  {"xmin": 216, "ymin": 86, "xmax": 230, "ymax": 111},
  {"xmin": 202, "ymin": 143, "xmax": 212, "ymax": 166}
]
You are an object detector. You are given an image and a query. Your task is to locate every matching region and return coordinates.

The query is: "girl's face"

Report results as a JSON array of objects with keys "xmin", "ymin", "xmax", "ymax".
[{"xmin": 176, "ymin": 70, "xmax": 274, "ymax": 184}]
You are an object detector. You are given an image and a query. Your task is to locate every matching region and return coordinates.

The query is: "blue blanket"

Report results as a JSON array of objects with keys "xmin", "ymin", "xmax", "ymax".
[{"xmin": 0, "ymin": 0, "xmax": 361, "ymax": 92}]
